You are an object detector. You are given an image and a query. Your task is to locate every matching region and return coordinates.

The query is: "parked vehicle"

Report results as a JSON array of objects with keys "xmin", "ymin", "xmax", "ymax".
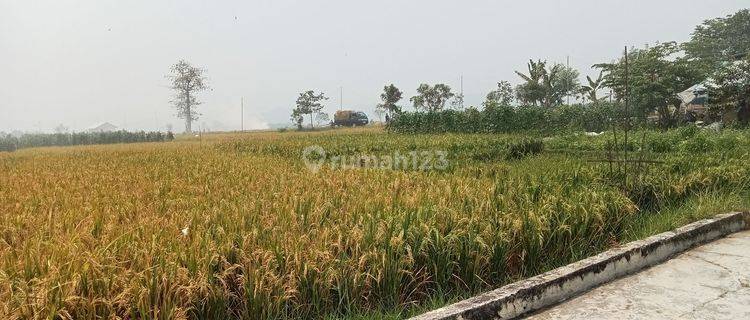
[{"xmin": 333, "ymin": 110, "xmax": 369, "ymax": 126}]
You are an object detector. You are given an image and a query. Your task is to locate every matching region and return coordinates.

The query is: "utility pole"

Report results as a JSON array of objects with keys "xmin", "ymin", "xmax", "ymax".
[
  {"xmin": 566, "ymin": 55, "xmax": 571, "ymax": 105},
  {"xmin": 241, "ymin": 97, "xmax": 244, "ymax": 131},
  {"xmin": 340, "ymin": 86, "xmax": 343, "ymax": 110},
  {"xmin": 460, "ymin": 74, "xmax": 464, "ymax": 109}
]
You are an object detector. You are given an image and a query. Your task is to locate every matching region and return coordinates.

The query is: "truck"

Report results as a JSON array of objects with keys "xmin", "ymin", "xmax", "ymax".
[{"xmin": 333, "ymin": 110, "xmax": 369, "ymax": 127}]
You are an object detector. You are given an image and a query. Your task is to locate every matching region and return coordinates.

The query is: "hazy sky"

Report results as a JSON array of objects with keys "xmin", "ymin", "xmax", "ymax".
[{"xmin": 1, "ymin": 0, "xmax": 748, "ymax": 132}]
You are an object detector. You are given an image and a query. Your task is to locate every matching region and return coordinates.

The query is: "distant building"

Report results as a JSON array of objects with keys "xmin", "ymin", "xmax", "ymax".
[
  {"xmin": 678, "ymin": 83, "xmax": 709, "ymax": 122},
  {"xmin": 86, "ymin": 122, "xmax": 119, "ymax": 133}
]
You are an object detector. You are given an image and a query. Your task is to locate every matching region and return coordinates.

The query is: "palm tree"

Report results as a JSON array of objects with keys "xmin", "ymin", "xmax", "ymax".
[
  {"xmin": 541, "ymin": 64, "xmax": 561, "ymax": 108},
  {"xmin": 516, "ymin": 60, "xmax": 570, "ymax": 107},
  {"xmin": 515, "ymin": 60, "xmax": 547, "ymax": 106},
  {"xmin": 580, "ymin": 71, "xmax": 604, "ymax": 103}
]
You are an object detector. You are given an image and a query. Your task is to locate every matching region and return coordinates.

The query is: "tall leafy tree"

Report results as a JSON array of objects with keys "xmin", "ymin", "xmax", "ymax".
[
  {"xmin": 484, "ymin": 81, "xmax": 515, "ymax": 106},
  {"xmin": 514, "ymin": 59, "xmax": 547, "ymax": 106},
  {"xmin": 684, "ymin": 9, "xmax": 750, "ymax": 75},
  {"xmin": 292, "ymin": 90, "xmax": 328, "ymax": 129},
  {"xmin": 377, "ymin": 84, "xmax": 403, "ymax": 116},
  {"xmin": 515, "ymin": 60, "xmax": 579, "ymax": 107},
  {"xmin": 410, "ymin": 83, "xmax": 454, "ymax": 112},
  {"xmin": 167, "ymin": 60, "xmax": 209, "ymax": 133},
  {"xmin": 707, "ymin": 58, "xmax": 750, "ymax": 125},
  {"xmin": 595, "ymin": 42, "xmax": 703, "ymax": 127},
  {"xmin": 450, "ymin": 93, "xmax": 465, "ymax": 110},
  {"xmin": 290, "ymin": 109, "xmax": 304, "ymax": 129},
  {"xmin": 554, "ymin": 64, "xmax": 581, "ymax": 105}
]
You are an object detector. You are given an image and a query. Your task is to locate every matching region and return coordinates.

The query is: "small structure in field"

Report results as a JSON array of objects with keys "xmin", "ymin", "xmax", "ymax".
[
  {"xmin": 678, "ymin": 83, "xmax": 709, "ymax": 122},
  {"xmin": 86, "ymin": 122, "xmax": 119, "ymax": 133}
]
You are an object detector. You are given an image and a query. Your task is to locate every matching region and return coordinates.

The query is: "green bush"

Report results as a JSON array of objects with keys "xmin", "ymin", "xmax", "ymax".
[
  {"xmin": 506, "ymin": 138, "xmax": 544, "ymax": 160},
  {"xmin": 387, "ymin": 102, "xmax": 620, "ymax": 134},
  {"xmin": 647, "ymin": 135, "xmax": 675, "ymax": 153},
  {"xmin": 681, "ymin": 133, "xmax": 714, "ymax": 153}
]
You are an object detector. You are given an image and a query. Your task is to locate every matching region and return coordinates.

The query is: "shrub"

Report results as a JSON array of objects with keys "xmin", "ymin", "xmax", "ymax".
[
  {"xmin": 387, "ymin": 102, "xmax": 622, "ymax": 134},
  {"xmin": 506, "ymin": 138, "xmax": 544, "ymax": 160},
  {"xmin": 681, "ymin": 133, "xmax": 714, "ymax": 153},
  {"xmin": 647, "ymin": 135, "xmax": 675, "ymax": 153}
]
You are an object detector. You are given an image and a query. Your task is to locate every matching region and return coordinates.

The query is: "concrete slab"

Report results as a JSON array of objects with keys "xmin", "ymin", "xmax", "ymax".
[{"xmin": 527, "ymin": 231, "xmax": 750, "ymax": 320}]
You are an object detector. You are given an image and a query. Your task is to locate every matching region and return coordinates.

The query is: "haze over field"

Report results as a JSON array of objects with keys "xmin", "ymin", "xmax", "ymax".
[{"xmin": 1, "ymin": 0, "xmax": 747, "ymax": 132}]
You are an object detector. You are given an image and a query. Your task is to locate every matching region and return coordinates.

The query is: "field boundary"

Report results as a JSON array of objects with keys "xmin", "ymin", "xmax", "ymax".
[{"xmin": 410, "ymin": 211, "xmax": 750, "ymax": 320}]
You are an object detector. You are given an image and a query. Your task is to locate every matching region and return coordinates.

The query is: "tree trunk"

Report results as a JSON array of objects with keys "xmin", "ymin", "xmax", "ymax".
[
  {"xmin": 185, "ymin": 92, "xmax": 193, "ymax": 134},
  {"xmin": 657, "ymin": 105, "xmax": 672, "ymax": 129},
  {"xmin": 738, "ymin": 98, "xmax": 750, "ymax": 126},
  {"xmin": 310, "ymin": 114, "xmax": 314, "ymax": 129},
  {"xmin": 185, "ymin": 117, "xmax": 192, "ymax": 134}
]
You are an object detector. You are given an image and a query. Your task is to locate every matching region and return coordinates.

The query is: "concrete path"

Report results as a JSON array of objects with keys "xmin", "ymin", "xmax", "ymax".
[{"xmin": 527, "ymin": 230, "xmax": 750, "ymax": 320}]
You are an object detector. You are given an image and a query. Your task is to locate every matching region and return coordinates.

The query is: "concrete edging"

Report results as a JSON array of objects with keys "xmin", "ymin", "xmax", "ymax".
[{"xmin": 410, "ymin": 211, "xmax": 750, "ymax": 320}]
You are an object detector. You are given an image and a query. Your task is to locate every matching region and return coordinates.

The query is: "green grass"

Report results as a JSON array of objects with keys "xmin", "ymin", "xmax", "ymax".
[{"xmin": 623, "ymin": 190, "xmax": 750, "ymax": 242}]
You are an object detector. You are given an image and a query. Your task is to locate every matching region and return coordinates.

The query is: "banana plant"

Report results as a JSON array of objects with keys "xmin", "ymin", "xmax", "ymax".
[
  {"xmin": 580, "ymin": 71, "xmax": 604, "ymax": 103},
  {"xmin": 514, "ymin": 60, "xmax": 548, "ymax": 106}
]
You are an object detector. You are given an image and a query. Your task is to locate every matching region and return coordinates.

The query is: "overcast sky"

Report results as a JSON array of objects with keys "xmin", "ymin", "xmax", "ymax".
[{"xmin": 1, "ymin": 0, "xmax": 748, "ymax": 132}]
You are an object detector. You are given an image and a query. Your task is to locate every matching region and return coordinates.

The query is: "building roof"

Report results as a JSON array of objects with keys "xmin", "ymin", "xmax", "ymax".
[{"xmin": 86, "ymin": 122, "xmax": 119, "ymax": 132}]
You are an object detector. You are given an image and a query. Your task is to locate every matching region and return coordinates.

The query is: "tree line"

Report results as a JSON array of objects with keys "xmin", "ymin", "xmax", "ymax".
[
  {"xmin": 386, "ymin": 103, "xmax": 621, "ymax": 134},
  {"xmin": 167, "ymin": 10, "xmax": 749, "ymax": 133},
  {"xmin": 0, "ymin": 131, "xmax": 175, "ymax": 152},
  {"xmin": 294, "ymin": 9, "xmax": 750, "ymax": 133}
]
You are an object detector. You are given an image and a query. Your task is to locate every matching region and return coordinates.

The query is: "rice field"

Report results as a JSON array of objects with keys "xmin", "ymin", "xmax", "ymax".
[{"xmin": 1, "ymin": 127, "xmax": 749, "ymax": 319}]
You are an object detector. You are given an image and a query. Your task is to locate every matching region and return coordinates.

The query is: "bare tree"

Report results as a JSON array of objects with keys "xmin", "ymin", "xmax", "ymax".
[
  {"xmin": 315, "ymin": 112, "xmax": 331, "ymax": 127},
  {"xmin": 167, "ymin": 60, "xmax": 209, "ymax": 133}
]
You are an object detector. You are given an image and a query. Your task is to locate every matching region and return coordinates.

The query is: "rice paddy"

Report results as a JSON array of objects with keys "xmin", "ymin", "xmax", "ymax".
[{"xmin": 1, "ymin": 127, "xmax": 749, "ymax": 319}]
